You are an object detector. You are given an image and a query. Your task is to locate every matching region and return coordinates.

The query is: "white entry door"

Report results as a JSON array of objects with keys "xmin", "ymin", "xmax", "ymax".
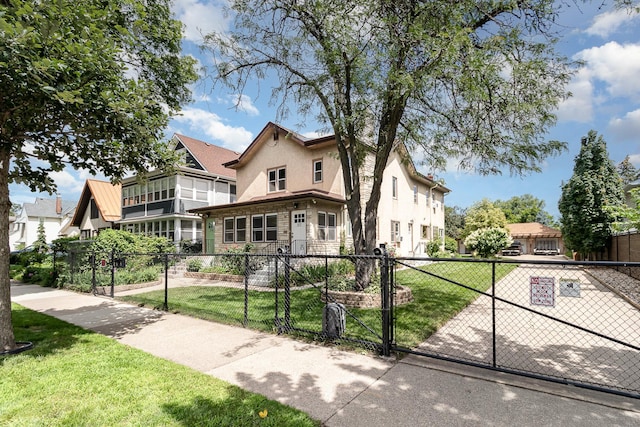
[{"xmin": 291, "ymin": 210, "xmax": 307, "ymax": 255}]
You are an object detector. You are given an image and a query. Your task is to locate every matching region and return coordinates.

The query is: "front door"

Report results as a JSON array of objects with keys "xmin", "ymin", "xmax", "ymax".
[
  {"xmin": 291, "ymin": 210, "xmax": 307, "ymax": 255},
  {"xmin": 205, "ymin": 218, "xmax": 215, "ymax": 254}
]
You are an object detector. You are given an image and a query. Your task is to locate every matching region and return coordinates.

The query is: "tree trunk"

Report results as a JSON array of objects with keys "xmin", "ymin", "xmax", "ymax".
[{"xmin": 0, "ymin": 146, "xmax": 16, "ymax": 351}]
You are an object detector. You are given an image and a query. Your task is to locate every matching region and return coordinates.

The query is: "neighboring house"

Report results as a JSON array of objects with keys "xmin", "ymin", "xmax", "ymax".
[
  {"xmin": 624, "ymin": 179, "xmax": 640, "ymax": 209},
  {"xmin": 70, "ymin": 179, "xmax": 122, "ymax": 239},
  {"xmin": 506, "ymin": 222, "xmax": 564, "ymax": 255},
  {"xmin": 9, "ymin": 196, "xmax": 78, "ymax": 250},
  {"xmin": 190, "ymin": 122, "xmax": 449, "ymax": 256},
  {"xmin": 117, "ymin": 134, "xmax": 239, "ymax": 248}
]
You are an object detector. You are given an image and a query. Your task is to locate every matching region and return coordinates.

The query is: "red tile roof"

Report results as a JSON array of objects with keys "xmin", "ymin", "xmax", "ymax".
[{"xmin": 174, "ymin": 134, "xmax": 240, "ymax": 179}]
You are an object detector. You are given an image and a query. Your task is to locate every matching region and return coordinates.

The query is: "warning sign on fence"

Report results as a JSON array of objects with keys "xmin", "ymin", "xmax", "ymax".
[{"xmin": 530, "ymin": 276, "xmax": 555, "ymax": 307}]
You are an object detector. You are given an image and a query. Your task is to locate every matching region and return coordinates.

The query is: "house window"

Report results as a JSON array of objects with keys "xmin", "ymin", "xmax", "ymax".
[
  {"xmin": 182, "ymin": 178, "xmax": 194, "ymax": 199},
  {"xmin": 195, "ymin": 180, "xmax": 208, "ymax": 202},
  {"xmin": 90, "ymin": 199, "xmax": 99, "ymax": 219},
  {"xmin": 224, "ymin": 217, "xmax": 234, "ymax": 243},
  {"xmin": 413, "ymin": 185, "xmax": 418, "ymax": 204},
  {"xmin": 421, "ymin": 225, "xmax": 430, "ymax": 239},
  {"xmin": 266, "ymin": 214, "xmax": 278, "ymax": 241},
  {"xmin": 230, "ymin": 184, "xmax": 237, "ymax": 203},
  {"xmin": 392, "ymin": 176, "xmax": 398, "ymax": 199},
  {"xmin": 235, "ymin": 217, "xmax": 247, "ymax": 242},
  {"xmin": 268, "ymin": 167, "xmax": 286, "ymax": 192},
  {"xmin": 252, "ymin": 215, "xmax": 264, "ymax": 242},
  {"xmin": 318, "ymin": 212, "xmax": 336, "ymax": 241},
  {"xmin": 313, "ymin": 159, "xmax": 323, "ymax": 183},
  {"xmin": 391, "ymin": 221, "xmax": 400, "ymax": 243}
]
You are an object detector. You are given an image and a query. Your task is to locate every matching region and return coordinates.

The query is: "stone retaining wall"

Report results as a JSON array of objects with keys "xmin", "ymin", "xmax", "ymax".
[
  {"xmin": 320, "ymin": 285, "xmax": 413, "ymax": 308},
  {"xmin": 184, "ymin": 271, "xmax": 244, "ymax": 282}
]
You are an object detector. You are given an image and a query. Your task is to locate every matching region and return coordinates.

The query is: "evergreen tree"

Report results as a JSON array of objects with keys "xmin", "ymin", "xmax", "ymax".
[
  {"xmin": 617, "ymin": 155, "xmax": 640, "ymax": 185},
  {"xmin": 558, "ymin": 131, "xmax": 625, "ymax": 259}
]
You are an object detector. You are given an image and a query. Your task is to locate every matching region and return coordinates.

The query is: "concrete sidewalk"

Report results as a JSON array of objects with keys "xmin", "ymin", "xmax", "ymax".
[{"xmin": 10, "ymin": 282, "xmax": 640, "ymax": 426}]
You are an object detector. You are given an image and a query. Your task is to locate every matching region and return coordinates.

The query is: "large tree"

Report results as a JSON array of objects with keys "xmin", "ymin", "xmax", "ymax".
[
  {"xmin": 558, "ymin": 131, "xmax": 625, "ymax": 259},
  {"xmin": 0, "ymin": 0, "xmax": 197, "ymax": 352},
  {"xmin": 462, "ymin": 199, "xmax": 508, "ymax": 240},
  {"xmin": 205, "ymin": 0, "xmax": 573, "ymax": 288},
  {"xmin": 617, "ymin": 155, "xmax": 639, "ymax": 186},
  {"xmin": 444, "ymin": 206, "xmax": 466, "ymax": 241},
  {"xmin": 495, "ymin": 194, "xmax": 556, "ymax": 226}
]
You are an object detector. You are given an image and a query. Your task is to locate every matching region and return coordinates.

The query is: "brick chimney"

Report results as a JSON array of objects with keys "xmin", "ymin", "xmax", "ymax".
[{"xmin": 56, "ymin": 194, "xmax": 62, "ymax": 215}]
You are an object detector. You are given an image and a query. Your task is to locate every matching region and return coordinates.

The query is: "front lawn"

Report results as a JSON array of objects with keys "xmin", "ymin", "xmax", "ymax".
[
  {"xmin": 0, "ymin": 304, "xmax": 319, "ymax": 427},
  {"xmin": 120, "ymin": 260, "xmax": 517, "ymax": 350}
]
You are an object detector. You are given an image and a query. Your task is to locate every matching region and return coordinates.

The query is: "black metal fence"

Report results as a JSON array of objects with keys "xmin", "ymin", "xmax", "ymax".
[
  {"xmin": 65, "ymin": 247, "xmax": 640, "ymax": 398},
  {"xmin": 392, "ymin": 257, "xmax": 640, "ymax": 398}
]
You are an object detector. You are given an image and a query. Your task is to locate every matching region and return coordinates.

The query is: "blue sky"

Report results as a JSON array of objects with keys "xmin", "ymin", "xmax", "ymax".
[{"xmin": 10, "ymin": 1, "xmax": 640, "ymax": 221}]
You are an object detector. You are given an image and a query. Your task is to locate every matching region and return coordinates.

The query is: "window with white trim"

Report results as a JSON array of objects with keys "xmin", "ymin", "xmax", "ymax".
[
  {"xmin": 268, "ymin": 167, "xmax": 286, "ymax": 192},
  {"xmin": 313, "ymin": 159, "xmax": 323, "ymax": 183},
  {"xmin": 235, "ymin": 217, "xmax": 247, "ymax": 242},
  {"xmin": 224, "ymin": 217, "xmax": 234, "ymax": 243},
  {"xmin": 392, "ymin": 176, "xmax": 398, "ymax": 199},
  {"xmin": 266, "ymin": 214, "xmax": 278, "ymax": 241},
  {"xmin": 391, "ymin": 221, "xmax": 400, "ymax": 242},
  {"xmin": 252, "ymin": 215, "xmax": 264, "ymax": 242},
  {"xmin": 318, "ymin": 212, "xmax": 336, "ymax": 241}
]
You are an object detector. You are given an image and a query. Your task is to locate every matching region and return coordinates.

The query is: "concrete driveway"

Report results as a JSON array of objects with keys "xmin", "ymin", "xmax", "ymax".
[{"xmin": 414, "ymin": 257, "xmax": 640, "ymax": 395}]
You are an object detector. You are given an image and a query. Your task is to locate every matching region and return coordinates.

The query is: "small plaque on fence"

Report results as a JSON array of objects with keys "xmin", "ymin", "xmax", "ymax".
[
  {"xmin": 530, "ymin": 276, "xmax": 555, "ymax": 307},
  {"xmin": 559, "ymin": 279, "xmax": 581, "ymax": 298}
]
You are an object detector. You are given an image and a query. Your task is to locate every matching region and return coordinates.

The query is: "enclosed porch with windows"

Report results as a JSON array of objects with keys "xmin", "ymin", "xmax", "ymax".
[{"xmin": 189, "ymin": 191, "xmax": 347, "ymax": 255}]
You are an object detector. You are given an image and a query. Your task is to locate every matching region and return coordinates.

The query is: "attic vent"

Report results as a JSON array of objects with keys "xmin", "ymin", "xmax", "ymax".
[{"xmin": 273, "ymin": 129, "xmax": 279, "ymax": 140}]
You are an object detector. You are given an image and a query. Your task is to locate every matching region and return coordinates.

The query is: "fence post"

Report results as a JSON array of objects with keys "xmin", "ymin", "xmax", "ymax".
[
  {"xmin": 378, "ymin": 244, "xmax": 391, "ymax": 357},
  {"xmin": 491, "ymin": 261, "xmax": 497, "ymax": 368},
  {"xmin": 91, "ymin": 251, "xmax": 96, "ymax": 294},
  {"xmin": 274, "ymin": 255, "xmax": 280, "ymax": 333},
  {"xmin": 244, "ymin": 253, "xmax": 249, "ymax": 327},
  {"xmin": 110, "ymin": 248, "xmax": 115, "ymax": 298},
  {"xmin": 284, "ymin": 251, "xmax": 291, "ymax": 331},
  {"xmin": 162, "ymin": 253, "xmax": 169, "ymax": 311}
]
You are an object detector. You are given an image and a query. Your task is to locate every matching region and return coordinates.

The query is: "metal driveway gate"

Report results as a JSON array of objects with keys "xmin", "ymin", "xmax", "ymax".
[{"xmin": 391, "ymin": 258, "xmax": 640, "ymax": 398}]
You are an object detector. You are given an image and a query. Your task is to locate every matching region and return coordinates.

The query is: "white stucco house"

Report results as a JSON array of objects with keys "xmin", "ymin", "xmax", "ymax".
[
  {"xmin": 190, "ymin": 122, "xmax": 449, "ymax": 256},
  {"xmin": 10, "ymin": 196, "xmax": 78, "ymax": 251}
]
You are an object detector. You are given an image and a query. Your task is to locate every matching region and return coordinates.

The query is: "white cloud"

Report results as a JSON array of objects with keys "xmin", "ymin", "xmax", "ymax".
[
  {"xmin": 585, "ymin": 9, "xmax": 639, "ymax": 38},
  {"xmin": 172, "ymin": 0, "xmax": 230, "ymax": 43},
  {"xmin": 555, "ymin": 68, "xmax": 594, "ymax": 122},
  {"xmin": 609, "ymin": 109, "xmax": 640, "ymax": 141},
  {"xmin": 629, "ymin": 153, "xmax": 640, "ymax": 167},
  {"xmin": 48, "ymin": 170, "xmax": 84, "ymax": 194},
  {"xmin": 230, "ymin": 94, "xmax": 260, "ymax": 116},
  {"xmin": 171, "ymin": 107, "xmax": 253, "ymax": 151},
  {"xmin": 576, "ymin": 42, "xmax": 640, "ymax": 100}
]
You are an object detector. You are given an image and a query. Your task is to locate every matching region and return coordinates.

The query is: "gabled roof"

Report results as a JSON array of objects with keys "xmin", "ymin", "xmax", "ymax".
[
  {"xmin": 71, "ymin": 179, "xmax": 122, "ymax": 226},
  {"xmin": 173, "ymin": 134, "xmax": 240, "ymax": 179},
  {"xmin": 223, "ymin": 122, "xmax": 335, "ymax": 169},
  {"xmin": 23, "ymin": 197, "xmax": 76, "ymax": 218},
  {"xmin": 507, "ymin": 222, "xmax": 562, "ymax": 238},
  {"xmin": 223, "ymin": 122, "xmax": 450, "ymax": 194}
]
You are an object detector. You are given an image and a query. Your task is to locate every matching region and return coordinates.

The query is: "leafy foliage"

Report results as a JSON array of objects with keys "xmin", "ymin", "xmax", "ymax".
[
  {"xmin": 617, "ymin": 155, "xmax": 640, "ymax": 186},
  {"xmin": 205, "ymin": 0, "xmax": 573, "ymax": 288},
  {"xmin": 445, "ymin": 206, "xmax": 466, "ymax": 241},
  {"xmin": 464, "ymin": 227, "xmax": 512, "ymax": 258},
  {"xmin": 494, "ymin": 194, "xmax": 556, "ymax": 226},
  {"xmin": 0, "ymin": 0, "xmax": 197, "ymax": 350},
  {"xmin": 462, "ymin": 199, "xmax": 508, "ymax": 239},
  {"xmin": 558, "ymin": 131, "xmax": 625, "ymax": 258},
  {"xmin": 607, "ymin": 188, "xmax": 640, "ymax": 232}
]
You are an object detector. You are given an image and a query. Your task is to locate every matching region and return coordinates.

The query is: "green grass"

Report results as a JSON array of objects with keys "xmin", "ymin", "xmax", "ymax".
[
  {"xmin": 1, "ymin": 304, "xmax": 319, "ymax": 427},
  {"xmin": 120, "ymin": 261, "xmax": 518, "ymax": 350}
]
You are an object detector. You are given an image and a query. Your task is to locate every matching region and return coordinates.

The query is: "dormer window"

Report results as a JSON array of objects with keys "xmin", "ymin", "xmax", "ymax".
[{"xmin": 268, "ymin": 167, "xmax": 286, "ymax": 192}]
